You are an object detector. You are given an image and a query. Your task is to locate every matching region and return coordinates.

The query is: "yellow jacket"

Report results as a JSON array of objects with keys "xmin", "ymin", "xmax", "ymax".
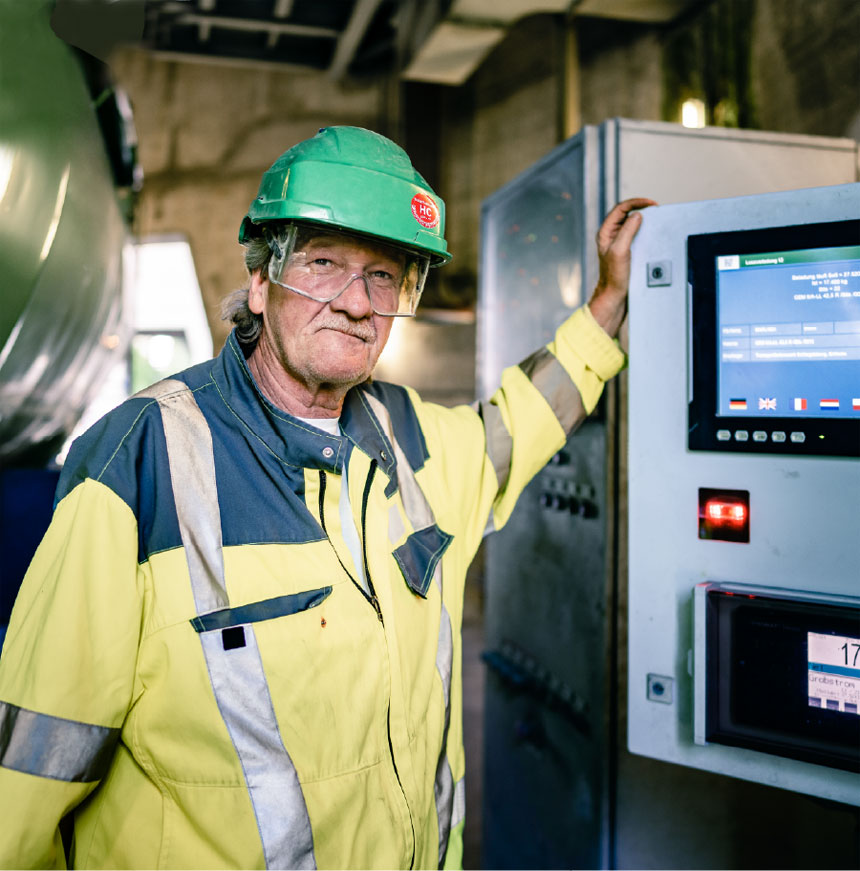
[{"xmin": 0, "ymin": 305, "xmax": 624, "ymax": 869}]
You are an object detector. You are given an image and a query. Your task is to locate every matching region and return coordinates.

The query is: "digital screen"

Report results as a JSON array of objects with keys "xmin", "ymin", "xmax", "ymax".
[
  {"xmin": 808, "ymin": 631, "xmax": 860, "ymax": 716},
  {"xmin": 716, "ymin": 245, "xmax": 860, "ymax": 419},
  {"xmin": 688, "ymin": 220, "xmax": 860, "ymax": 456},
  {"xmin": 705, "ymin": 588, "xmax": 860, "ymax": 772}
]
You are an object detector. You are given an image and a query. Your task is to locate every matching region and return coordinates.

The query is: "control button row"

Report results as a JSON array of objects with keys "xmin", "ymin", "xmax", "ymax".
[{"xmin": 716, "ymin": 429, "xmax": 805, "ymax": 444}]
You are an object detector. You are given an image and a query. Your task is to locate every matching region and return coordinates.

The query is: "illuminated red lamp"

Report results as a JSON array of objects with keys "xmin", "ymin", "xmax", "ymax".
[
  {"xmin": 698, "ymin": 488, "xmax": 750, "ymax": 543},
  {"xmin": 705, "ymin": 499, "xmax": 747, "ymax": 526}
]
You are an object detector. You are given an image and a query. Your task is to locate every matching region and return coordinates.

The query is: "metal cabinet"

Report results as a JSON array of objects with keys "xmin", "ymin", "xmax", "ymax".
[{"xmin": 477, "ymin": 119, "xmax": 857, "ymax": 869}]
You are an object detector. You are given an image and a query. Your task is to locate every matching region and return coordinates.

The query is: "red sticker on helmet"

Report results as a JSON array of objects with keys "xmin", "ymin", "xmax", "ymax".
[{"xmin": 411, "ymin": 193, "xmax": 440, "ymax": 229}]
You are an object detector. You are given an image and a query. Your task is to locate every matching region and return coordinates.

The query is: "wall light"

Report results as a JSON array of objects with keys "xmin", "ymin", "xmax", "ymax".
[{"xmin": 681, "ymin": 98, "xmax": 706, "ymax": 129}]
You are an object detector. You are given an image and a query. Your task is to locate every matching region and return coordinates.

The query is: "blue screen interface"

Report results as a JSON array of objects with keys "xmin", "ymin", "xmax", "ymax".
[{"xmin": 717, "ymin": 245, "xmax": 860, "ymax": 419}]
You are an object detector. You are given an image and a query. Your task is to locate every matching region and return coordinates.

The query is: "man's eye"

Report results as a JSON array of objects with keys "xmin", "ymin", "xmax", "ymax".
[
  {"xmin": 311, "ymin": 257, "xmax": 334, "ymax": 267},
  {"xmin": 371, "ymin": 269, "xmax": 396, "ymax": 281}
]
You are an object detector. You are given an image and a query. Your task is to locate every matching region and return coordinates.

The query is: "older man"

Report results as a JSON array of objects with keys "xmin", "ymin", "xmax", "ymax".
[{"xmin": 0, "ymin": 126, "xmax": 651, "ymax": 869}]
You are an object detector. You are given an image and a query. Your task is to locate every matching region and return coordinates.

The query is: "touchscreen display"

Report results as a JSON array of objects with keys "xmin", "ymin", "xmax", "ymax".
[
  {"xmin": 705, "ymin": 589, "xmax": 860, "ymax": 772},
  {"xmin": 716, "ymin": 245, "xmax": 860, "ymax": 419},
  {"xmin": 808, "ymin": 631, "xmax": 860, "ymax": 716}
]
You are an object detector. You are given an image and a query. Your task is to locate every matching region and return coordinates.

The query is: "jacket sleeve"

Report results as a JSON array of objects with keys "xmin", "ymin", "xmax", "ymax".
[
  {"xmin": 416, "ymin": 304, "xmax": 626, "ymax": 551},
  {"xmin": 0, "ymin": 478, "xmax": 143, "ymax": 869},
  {"xmin": 483, "ymin": 303, "xmax": 625, "ymax": 527}
]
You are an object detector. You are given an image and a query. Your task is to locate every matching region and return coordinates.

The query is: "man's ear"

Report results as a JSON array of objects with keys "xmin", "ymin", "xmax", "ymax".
[{"xmin": 248, "ymin": 271, "xmax": 267, "ymax": 315}]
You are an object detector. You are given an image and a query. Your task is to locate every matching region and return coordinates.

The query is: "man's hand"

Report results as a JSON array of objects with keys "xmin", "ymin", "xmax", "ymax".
[{"xmin": 588, "ymin": 197, "xmax": 657, "ymax": 339}]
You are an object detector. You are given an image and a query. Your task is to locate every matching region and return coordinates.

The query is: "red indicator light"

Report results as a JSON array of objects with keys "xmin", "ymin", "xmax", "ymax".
[
  {"xmin": 698, "ymin": 488, "xmax": 750, "ymax": 543},
  {"xmin": 705, "ymin": 499, "xmax": 747, "ymax": 526}
]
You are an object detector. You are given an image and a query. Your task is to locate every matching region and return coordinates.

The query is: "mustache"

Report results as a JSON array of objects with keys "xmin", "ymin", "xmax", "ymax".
[{"xmin": 314, "ymin": 316, "xmax": 376, "ymax": 342}]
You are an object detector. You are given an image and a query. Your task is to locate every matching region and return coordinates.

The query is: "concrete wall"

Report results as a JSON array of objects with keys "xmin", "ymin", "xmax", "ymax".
[
  {"xmin": 577, "ymin": 17, "xmax": 663, "ymax": 126},
  {"xmin": 430, "ymin": 14, "xmax": 566, "ymax": 313},
  {"xmin": 751, "ymin": 0, "xmax": 860, "ymax": 139}
]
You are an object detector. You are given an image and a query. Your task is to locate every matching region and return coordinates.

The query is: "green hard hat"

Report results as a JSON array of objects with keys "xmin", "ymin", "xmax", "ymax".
[{"xmin": 239, "ymin": 126, "xmax": 451, "ymax": 265}]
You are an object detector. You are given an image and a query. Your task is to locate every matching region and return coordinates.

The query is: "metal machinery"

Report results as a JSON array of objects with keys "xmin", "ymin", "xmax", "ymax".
[
  {"xmin": 628, "ymin": 183, "xmax": 859, "ymax": 802},
  {"xmin": 0, "ymin": 0, "xmax": 137, "ymax": 643},
  {"xmin": 0, "ymin": 0, "xmax": 136, "ymax": 467},
  {"xmin": 477, "ymin": 119, "xmax": 857, "ymax": 869}
]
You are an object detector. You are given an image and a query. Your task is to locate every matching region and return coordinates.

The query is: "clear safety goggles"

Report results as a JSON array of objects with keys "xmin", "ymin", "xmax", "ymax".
[{"xmin": 264, "ymin": 223, "xmax": 431, "ymax": 317}]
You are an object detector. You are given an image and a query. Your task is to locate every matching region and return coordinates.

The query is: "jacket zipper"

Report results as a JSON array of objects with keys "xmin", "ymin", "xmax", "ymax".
[
  {"xmin": 317, "ymin": 468, "xmax": 382, "ymax": 620},
  {"xmin": 319, "ymin": 462, "xmax": 415, "ymax": 867}
]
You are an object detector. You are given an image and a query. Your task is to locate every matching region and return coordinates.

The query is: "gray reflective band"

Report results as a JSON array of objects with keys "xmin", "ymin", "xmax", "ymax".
[
  {"xmin": 0, "ymin": 700, "xmax": 119, "ymax": 783},
  {"xmin": 479, "ymin": 401, "xmax": 514, "ymax": 492},
  {"xmin": 191, "ymin": 588, "xmax": 332, "ymax": 633},
  {"xmin": 201, "ymin": 628, "xmax": 315, "ymax": 870},
  {"xmin": 363, "ymin": 394, "xmax": 434, "ymax": 530},
  {"xmin": 139, "ymin": 379, "xmax": 316, "ymax": 870},
  {"xmin": 451, "ymin": 776, "xmax": 466, "ymax": 831},
  {"xmin": 519, "ymin": 346, "xmax": 586, "ymax": 437},
  {"xmin": 135, "ymin": 380, "xmax": 228, "ymax": 614},
  {"xmin": 435, "ymin": 755, "xmax": 455, "ymax": 866},
  {"xmin": 363, "ymin": 393, "xmax": 457, "ymax": 864}
]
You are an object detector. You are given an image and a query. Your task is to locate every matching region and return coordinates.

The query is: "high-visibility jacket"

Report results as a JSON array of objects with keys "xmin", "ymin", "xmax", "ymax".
[{"xmin": 0, "ymin": 305, "xmax": 624, "ymax": 870}]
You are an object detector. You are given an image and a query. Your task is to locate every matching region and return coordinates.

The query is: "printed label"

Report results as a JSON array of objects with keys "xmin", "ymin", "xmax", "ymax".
[{"xmin": 411, "ymin": 193, "xmax": 439, "ymax": 229}]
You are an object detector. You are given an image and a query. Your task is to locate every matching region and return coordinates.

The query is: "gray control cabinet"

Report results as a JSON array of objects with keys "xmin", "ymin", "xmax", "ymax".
[
  {"xmin": 478, "ymin": 120, "xmax": 857, "ymax": 869},
  {"xmin": 627, "ymin": 183, "xmax": 859, "ymax": 805}
]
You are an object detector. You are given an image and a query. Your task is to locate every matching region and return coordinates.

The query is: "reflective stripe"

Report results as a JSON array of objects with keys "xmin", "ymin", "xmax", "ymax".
[
  {"xmin": 363, "ymin": 393, "xmax": 435, "ymax": 530},
  {"xmin": 451, "ymin": 776, "xmax": 466, "ymax": 831},
  {"xmin": 135, "ymin": 380, "xmax": 228, "ymax": 615},
  {"xmin": 478, "ymin": 400, "xmax": 513, "ymax": 492},
  {"xmin": 388, "ymin": 503, "xmax": 406, "ymax": 544},
  {"xmin": 363, "ymin": 393, "xmax": 457, "ymax": 862},
  {"xmin": 518, "ymin": 346, "xmax": 586, "ymax": 436},
  {"xmin": 200, "ymin": 627, "xmax": 315, "ymax": 870},
  {"xmin": 190, "ymin": 588, "xmax": 332, "ymax": 633},
  {"xmin": 0, "ymin": 700, "xmax": 119, "ymax": 783},
  {"xmin": 140, "ymin": 379, "xmax": 316, "ymax": 870},
  {"xmin": 435, "ymin": 755, "xmax": 455, "ymax": 866}
]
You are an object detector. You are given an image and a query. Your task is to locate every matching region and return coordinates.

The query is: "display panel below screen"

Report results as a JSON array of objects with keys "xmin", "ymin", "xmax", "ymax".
[
  {"xmin": 807, "ymin": 631, "xmax": 860, "ymax": 716},
  {"xmin": 705, "ymin": 589, "xmax": 860, "ymax": 772}
]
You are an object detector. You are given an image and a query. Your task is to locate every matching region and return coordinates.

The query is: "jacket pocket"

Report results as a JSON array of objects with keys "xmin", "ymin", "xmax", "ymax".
[
  {"xmin": 392, "ymin": 525, "xmax": 453, "ymax": 598},
  {"xmin": 189, "ymin": 586, "xmax": 332, "ymax": 633}
]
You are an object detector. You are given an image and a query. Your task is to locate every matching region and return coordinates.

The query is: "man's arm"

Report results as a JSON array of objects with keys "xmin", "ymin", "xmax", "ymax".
[
  {"xmin": 416, "ymin": 198, "xmax": 654, "ymax": 550},
  {"xmin": 479, "ymin": 198, "xmax": 655, "ymax": 531},
  {"xmin": 0, "ymin": 478, "xmax": 143, "ymax": 868}
]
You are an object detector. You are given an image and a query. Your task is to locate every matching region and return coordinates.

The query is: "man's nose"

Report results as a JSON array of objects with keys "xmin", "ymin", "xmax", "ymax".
[{"xmin": 331, "ymin": 274, "xmax": 374, "ymax": 318}]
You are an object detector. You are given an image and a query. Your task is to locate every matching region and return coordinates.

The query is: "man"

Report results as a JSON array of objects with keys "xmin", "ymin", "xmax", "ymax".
[{"xmin": 0, "ymin": 126, "xmax": 652, "ymax": 869}]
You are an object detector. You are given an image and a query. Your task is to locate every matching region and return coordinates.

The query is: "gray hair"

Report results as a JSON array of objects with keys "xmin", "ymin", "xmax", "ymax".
[{"xmin": 220, "ymin": 234, "xmax": 272, "ymax": 346}]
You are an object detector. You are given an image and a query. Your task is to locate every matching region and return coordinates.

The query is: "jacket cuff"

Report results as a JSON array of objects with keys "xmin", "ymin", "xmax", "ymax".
[{"xmin": 556, "ymin": 305, "xmax": 627, "ymax": 381}]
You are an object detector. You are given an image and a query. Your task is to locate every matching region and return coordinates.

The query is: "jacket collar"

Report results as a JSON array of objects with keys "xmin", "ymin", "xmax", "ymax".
[{"xmin": 212, "ymin": 330, "xmax": 397, "ymax": 485}]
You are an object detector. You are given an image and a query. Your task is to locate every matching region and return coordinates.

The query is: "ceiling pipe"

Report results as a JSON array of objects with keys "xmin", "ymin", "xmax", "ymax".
[{"xmin": 327, "ymin": 0, "xmax": 386, "ymax": 79}]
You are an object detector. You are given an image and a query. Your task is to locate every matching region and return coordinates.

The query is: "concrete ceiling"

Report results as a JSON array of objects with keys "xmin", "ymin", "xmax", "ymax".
[
  {"xmin": 142, "ymin": 0, "xmax": 400, "ymax": 77},
  {"xmin": 54, "ymin": 0, "xmax": 704, "ymax": 83},
  {"xmin": 403, "ymin": 0, "xmax": 705, "ymax": 84}
]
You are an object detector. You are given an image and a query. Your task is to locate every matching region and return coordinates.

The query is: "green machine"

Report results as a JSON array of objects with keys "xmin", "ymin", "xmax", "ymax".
[
  {"xmin": 0, "ymin": 0, "xmax": 139, "ymax": 643},
  {"xmin": 0, "ymin": 0, "xmax": 137, "ymax": 466}
]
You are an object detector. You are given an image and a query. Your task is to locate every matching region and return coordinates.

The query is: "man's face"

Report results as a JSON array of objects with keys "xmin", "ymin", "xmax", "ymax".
[{"xmin": 248, "ymin": 231, "xmax": 399, "ymax": 395}]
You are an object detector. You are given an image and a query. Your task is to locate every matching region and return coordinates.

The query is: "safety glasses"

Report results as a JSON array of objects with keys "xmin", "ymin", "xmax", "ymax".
[{"xmin": 264, "ymin": 223, "xmax": 431, "ymax": 317}]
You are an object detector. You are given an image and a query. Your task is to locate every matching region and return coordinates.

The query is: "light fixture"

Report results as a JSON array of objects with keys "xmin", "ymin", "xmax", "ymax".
[{"xmin": 681, "ymin": 98, "xmax": 706, "ymax": 129}]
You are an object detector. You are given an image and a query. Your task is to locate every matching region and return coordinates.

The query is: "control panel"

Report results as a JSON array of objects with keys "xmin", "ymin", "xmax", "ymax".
[{"xmin": 627, "ymin": 183, "xmax": 860, "ymax": 806}]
